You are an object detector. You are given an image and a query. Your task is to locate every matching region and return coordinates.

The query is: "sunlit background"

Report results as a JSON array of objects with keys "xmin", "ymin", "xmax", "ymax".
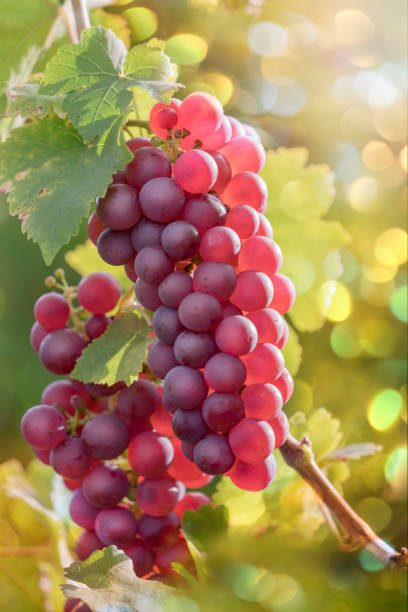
[{"xmin": 0, "ymin": 0, "xmax": 406, "ymax": 610}]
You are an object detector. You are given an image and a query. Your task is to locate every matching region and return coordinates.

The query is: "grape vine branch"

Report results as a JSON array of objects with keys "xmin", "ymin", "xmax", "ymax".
[{"xmin": 280, "ymin": 435, "xmax": 408, "ymax": 568}]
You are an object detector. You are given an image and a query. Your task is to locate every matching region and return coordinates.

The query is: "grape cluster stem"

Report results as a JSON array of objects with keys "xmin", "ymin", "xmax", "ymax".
[{"xmin": 280, "ymin": 435, "xmax": 408, "ymax": 569}]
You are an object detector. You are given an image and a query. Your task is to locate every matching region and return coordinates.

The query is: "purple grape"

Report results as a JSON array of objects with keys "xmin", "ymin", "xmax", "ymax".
[
  {"xmin": 163, "ymin": 366, "xmax": 208, "ymax": 410},
  {"xmin": 139, "ymin": 177, "xmax": 185, "ymax": 223},
  {"xmin": 135, "ymin": 279, "xmax": 162, "ymax": 311},
  {"xmin": 69, "ymin": 489, "xmax": 100, "ymax": 530},
  {"xmin": 20, "ymin": 404, "xmax": 67, "ymax": 450},
  {"xmin": 85, "ymin": 314, "xmax": 110, "ymax": 340},
  {"xmin": 95, "ymin": 506, "xmax": 138, "ymax": 546},
  {"xmin": 131, "ymin": 217, "xmax": 165, "ymax": 251},
  {"xmin": 178, "ymin": 292, "xmax": 222, "ymax": 332},
  {"xmin": 96, "ymin": 183, "xmax": 141, "ymax": 230},
  {"xmin": 81, "ymin": 413, "xmax": 129, "ymax": 459},
  {"xmin": 97, "ymin": 229, "xmax": 135, "ymax": 265},
  {"xmin": 50, "ymin": 436, "xmax": 92, "ymax": 479},
  {"xmin": 134, "ymin": 246, "xmax": 174, "ymax": 285},
  {"xmin": 138, "ymin": 512, "xmax": 180, "ymax": 549},
  {"xmin": 152, "ymin": 306, "xmax": 184, "ymax": 345},
  {"xmin": 39, "ymin": 329, "xmax": 86, "ymax": 375},
  {"xmin": 161, "ymin": 221, "xmax": 200, "ymax": 260},
  {"xmin": 202, "ymin": 392, "xmax": 245, "ymax": 432},
  {"xmin": 136, "ymin": 476, "xmax": 179, "ymax": 517},
  {"xmin": 204, "ymin": 353, "xmax": 246, "ymax": 392},
  {"xmin": 193, "ymin": 434, "xmax": 235, "ymax": 474},
  {"xmin": 173, "ymin": 330, "xmax": 217, "ymax": 368},
  {"xmin": 147, "ymin": 341, "xmax": 178, "ymax": 379},
  {"xmin": 75, "ymin": 530, "xmax": 104, "ymax": 561},
  {"xmin": 81, "ymin": 464, "xmax": 129, "ymax": 508},
  {"xmin": 126, "ymin": 146, "xmax": 171, "ymax": 188},
  {"xmin": 123, "ymin": 538, "xmax": 154, "ymax": 577},
  {"xmin": 158, "ymin": 271, "xmax": 193, "ymax": 309},
  {"xmin": 128, "ymin": 431, "xmax": 174, "ymax": 477},
  {"xmin": 30, "ymin": 321, "xmax": 49, "ymax": 353},
  {"xmin": 116, "ymin": 379, "xmax": 159, "ymax": 422},
  {"xmin": 172, "ymin": 409, "xmax": 209, "ymax": 443},
  {"xmin": 182, "ymin": 193, "xmax": 227, "ymax": 234},
  {"xmin": 193, "ymin": 262, "xmax": 237, "ymax": 302}
]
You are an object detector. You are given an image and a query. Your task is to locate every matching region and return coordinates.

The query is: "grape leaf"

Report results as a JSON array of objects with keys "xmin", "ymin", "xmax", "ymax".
[
  {"xmin": 290, "ymin": 408, "xmax": 343, "ymax": 462},
  {"xmin": 63, "ymin": 546, "xmax": 173, "ymax": 612},
  {"xmin": 71, "ymin": 312, "xmax": 151, "ymax": 386},
  {"xmin": 182, "ymin": 504, "xmax": 228, "ymax": 551},
  {"xmin": 65, "ymin": 239, "xmax": 131, "ymax": 290},
  {"xmin": 262, "ymin": 149, "xmax": 350, "ymax": 331},
  {"xmin": 40, "ymin": 26, "xmax": 178, "ymax": 143},
  {"xmin": 0, "ymin": 0, "xmax": 59, "ymax": 114},
  {"xmin": 5, "ymin": 82, "xmax": 65, "ymax": 119},
  {"xmin": 0, "ymin": 115, "xmax": 131, "ymax": 264}
]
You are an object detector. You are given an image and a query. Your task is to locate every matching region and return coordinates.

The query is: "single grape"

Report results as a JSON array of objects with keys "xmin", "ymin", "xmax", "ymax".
[
  {"xmin": 229, "ymin": 418, "xmax": 275, "ymax": 463},
  {"xmin": 214, "ymin": 315, "xmax": 258, "ymax": 356},
  {"xmin": 34, "ymin": 292, "xmax": 70, "ymax": 330},
  {"xmin": 172, "ymin": 409, "xmax": 208, "ymax": 443},
  {"xmin": 221, "ymin": 171, "xmax": 267, "ymax": 210},
  {"xmin": 39, "ymin": 329, "xmax": 86, "ymax": 375},
  {"xmin": 220, "ymin": 136, "xmax": 265, "ymax": 175},
  {"xmin": 96, "ymin": 183, "xmax": 141, "ymax": 230},
  {"xmin": 163, "ymin": 366, "xmax": 208, "ymax": 410},
  {"xmin": 85, "ymin": 314, "xmax": 110, "ymax": 340},
  {"xmin": 226, "ymin": 205, "xmax": 260, "ymax": 239},
  {"xmin": 193, "ymin": 434, "xmax": 235, "ymax": 474},
  {"xmin": 267, "ymin": 411, "xmax": 289, "ymax": 447},
  {"xmin": 139, "ymin": 177, "xmax": 186, "ymax": 224},
  {"xmin": 155, "ymin": 537, "xmax": 192, "ymax": 574},
  {"xmin": 173, "ymin": 492, "xmax": 211, "ymax": 520},
  {"xmin": 242, "ymin": 343, "xmax": 285, "ymax": 384},
  {"xmin": 41, "ymin": 380, "xmax": 84, "ymax": 416},
  {"xmin": 173, "ymin": 330, "xmax": 217, "ymax": 368},
  {"xmin": 30, "ymin": 321, "xmax": 49, "ymax": 353},
  {"xmin": 128, "ymin": 431, "xmax": 174, "ymax": 477},
  {"xmin": 97, "ymin": 228, "xmax": 135, "ymax": 266},
  {"xmin": 20, "ymin": 404, "xmax": 67, "ymax": 450},
  {"xmin": 134, "ymin": 246, "xmax": 174, "ymax": 285},
  {"xmin": 202, "ymin": 392, "xmax": 245, "ymax": 432},
  {"xmin": 227, "ymin": 115, "xmax": 246, "ymax": 138},
  {"xmin": 255, "ymin": 213, "xmax": 273, "ymax": 238},
  {"xmin": 123, "ymin": 538, "xmax": 154, "ymax": 577},
  {"xmin": 136, "ymin": 476, "xmax": 179, "ymax": 517},
  {"xmin": 81, "ymin": 413, "xmax": 129, "ymax": 460},
  {"xmin": 134, "ymin": 279, "xmax": 162, "ymax": 311},
  {"xmin": 178, "ymin": 92, "xmax": 224, "ymax": 137},
  {"xmin": 126, "ymin": 146, "xmax": 171, "ymax": 189},
  {"xmin": 199, "ymin": 116, "xmax": 232, "ymax": 149},
  {"xmin": 238, "ymin": 236, "xmax": 283, "ymax": 277},
  {"xmin": 269, "ymin": 274, "xmax": 296, "ymax": 314},
  {"xmin": 69, "ymin": 489, "xmax": 100, "ymax": 530},
  {"xmin": 130, "ymin": 217, "xmax": 165, "ymax": 251},
  {"xmin": 147, "ymin": 341, "xmax": 178, "ymax": 379},
  {"xmin": 242, "ymin": 383, "xmax": 283, "ymax": 420},
  {"xmin": 75, "ymin": 530, "xmax": 104, "ymax": 561},
  {"xmin": 246, "ymin": 309, "xmax": 284, "ymax": 344},
  {"xmin": 126, "ymin": 136, "xmax": 152, "ymax": 152},
  {"xmin": 152, "ymin": 305, "xmax": 184, "ymax": 344},
  {"xmin": 149, "ymin": 99, "xmax": 180, "ymax": 139},
  {"xmin": 82, "ymin": 464, "xmax": 129, "ymax": 508},
  {"xmin": 200, "ymin": 226, "xmax": 241, "ymax": 265},
  {"xmin": 138, "ymin": 512, "xmax": 180, "ymax": 549},
  {"xmin": 182, "ymin": 193, "xmax": 227, "ymax": 234},
  {"xmin": 161, "ymin": 220, "xmax": 200, "ymax": 260},
  {"xmin": 204, "ymin": 353, "xmax": 246, "ymax": 393},
  {"xmin": 228, "ymin": 454, "xmax": 277, "ymax": 491},
  {"xmin": 174, "ymin": 150, "xmax": 218, "ymax": 194},
  {"xmin": 273, "ymin": 369, "xmax": 294, "ymax": 404},
  {"xmin": 77, "ymin": 272, "xmax": 121, "ymax": 314},
  {"xmin": 50, "ymin": 436, "xmax": 92, "ymax": 479},
  {"xmin": 95, "ymin": 506, "xmax": 138, "ymax": 546},
  {"xmin": 158, "ymin": 271, "xmax": 193, "ymax": 309},
  {"xmin": 193, "ymin": 262, "xmax": 237, "ymax": 302},
  {"xmin": 230, "ymin": 271, "xmax": 273, "ymax": 312},
  {"xmin": 178, "ymin": 292, "xmax": 222, "ymax": 332},
  {"xmin": 116, "ymin": 379, "xmax": 159, "ymax": 422},
  {"xmin": 207, "ymin": 150, "xmax": 232, "ymax": 194}
]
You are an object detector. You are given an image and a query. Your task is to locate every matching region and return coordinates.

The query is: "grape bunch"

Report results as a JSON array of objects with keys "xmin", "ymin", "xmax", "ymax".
[{"xmin": 87, "ymin": 91, "xmax": 295, "ymax": 490}]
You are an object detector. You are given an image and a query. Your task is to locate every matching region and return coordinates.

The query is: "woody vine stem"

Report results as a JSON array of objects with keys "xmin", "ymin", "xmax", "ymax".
[{"xmin": 69, "ymin": 1, "xmax": 407, "ymax": 572}]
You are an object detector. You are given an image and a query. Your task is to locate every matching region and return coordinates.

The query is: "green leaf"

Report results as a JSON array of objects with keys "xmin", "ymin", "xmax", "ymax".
[
  {"xmin": 63, "ymin": 546, "xmax": 173, "ymax": 612},
  {"xmin": 5, "ymin": 82, "xmax": 65, "ymax": 119},
  {"xmin": 40, "ymin": 26, "xmax": 178, "ymax": 143},
  {"xmin": 290, "ymin": 408, "xmax": 343, "ymax": 462},
  {"xmin": 261, "ymin": 148, "xmax": 350, "ymax": 332},
  {"xmin": 0, "ymin": 0, "xmax": 59, "ymax": 114},
  {"xmin": 65, "ymin": 239, "xmax": 131, "ymax": 290},
  {"xmin": 182, "ymin": 504, "xmax": 228, "ymax": 551},
  {"xmin": 71, "ymin": 312, "xmax": 151, "ymax": 387},
  {"xmin": 0, "ymin": 115, "xmax": 131, "ymax": 264}
]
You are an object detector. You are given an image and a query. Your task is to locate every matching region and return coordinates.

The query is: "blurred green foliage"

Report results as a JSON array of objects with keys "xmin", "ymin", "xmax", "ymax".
[{"xmin": 0, "ymin": 0, "xmax": 406, "ymax": 610}]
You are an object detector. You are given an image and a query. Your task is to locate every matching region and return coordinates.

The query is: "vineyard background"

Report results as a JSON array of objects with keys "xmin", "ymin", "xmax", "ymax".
[{"xmin": 0, "ymin": 0, "xmax": 406, "ymax": 610}]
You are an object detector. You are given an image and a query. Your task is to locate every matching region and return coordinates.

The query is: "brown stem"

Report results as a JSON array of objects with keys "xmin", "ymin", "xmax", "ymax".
[
  {"xmin": 280, "ymin": 434, "xmax": 408, "ymax": 569},
  {"xmin": 71, "ymin": 0, "xmax": 90, "ymax": 39}
]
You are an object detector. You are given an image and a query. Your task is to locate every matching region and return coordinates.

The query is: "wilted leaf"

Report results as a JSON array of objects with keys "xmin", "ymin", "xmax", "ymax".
[
  {"xmin": 327, "ymin": 443, "xmax": 383, "ymax": 461},
  {"xmin": 6, "ymin": 82, "xmax": 65, "ymax": 119}
]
